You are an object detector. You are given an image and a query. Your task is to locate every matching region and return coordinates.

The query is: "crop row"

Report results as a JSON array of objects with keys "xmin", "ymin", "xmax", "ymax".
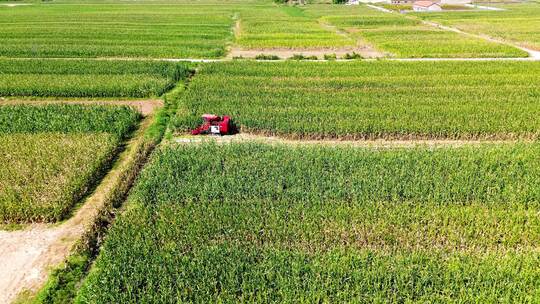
[
  {"xmin": 76, "ymin": 142, "xmax": 540, "ymax": 302},
  {"xmin": 174, "ymin": 61, "xmax": 540, "ymax": 139},
  {"xmin": 0, "ymin": 104, "xmax": 141, "ymax": 223},
  {"xmin": 0, "ymin": 59, "xmax": 189, "ymax": 97}
]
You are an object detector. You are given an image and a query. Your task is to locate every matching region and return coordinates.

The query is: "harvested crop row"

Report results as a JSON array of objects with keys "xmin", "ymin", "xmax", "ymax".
[
  {"xmin": 76, "ymin": 143, "xmax": 540, "ymax": 302},
  {"xmin": 0, "ymin": 104, "xmax": 141, "ymax": 223},
  {"xmin": 0, "ymin": 59, "xmax": 189, "ymax": 98},
  {"xmin": 174, "ymin": 61, "xmax": 540, "ymax": 139}
]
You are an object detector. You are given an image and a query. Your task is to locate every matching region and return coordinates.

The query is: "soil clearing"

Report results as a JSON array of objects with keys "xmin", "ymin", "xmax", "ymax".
[{"xmin": 0, "ymin": 112, "xmax": 157, "ymax": 304}]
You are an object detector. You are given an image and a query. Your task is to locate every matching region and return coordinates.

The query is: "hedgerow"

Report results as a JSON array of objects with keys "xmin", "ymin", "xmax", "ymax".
[{"xmin": 76, "ymin": 142, "xmax": 540, "ymax": 302}]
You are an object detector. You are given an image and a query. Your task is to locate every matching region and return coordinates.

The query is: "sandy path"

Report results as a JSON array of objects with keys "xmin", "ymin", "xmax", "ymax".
[
  {"xmin": 0, "ymin": 110, "xmax": 157, "ymax": 303},
  {"xmin": 0, "ymin": 99, "xmax": 162, "ymax": 116}
]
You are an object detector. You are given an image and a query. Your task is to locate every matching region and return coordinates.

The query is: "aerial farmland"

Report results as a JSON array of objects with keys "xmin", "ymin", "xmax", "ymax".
[{"xmin": 0, "ymin": 0, "xmax": 539, "ymax": 303}]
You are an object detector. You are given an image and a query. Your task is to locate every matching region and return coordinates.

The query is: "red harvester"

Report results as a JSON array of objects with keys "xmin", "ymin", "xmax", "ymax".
[{"xmin": 191, "ymin": 114, "xmax": 233, "ymax": 136}]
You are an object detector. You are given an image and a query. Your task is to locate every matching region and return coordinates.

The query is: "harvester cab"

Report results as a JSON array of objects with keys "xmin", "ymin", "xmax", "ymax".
[{"xmin": 191, "ymin": 114, "xmax": 233, "ymax": 136}]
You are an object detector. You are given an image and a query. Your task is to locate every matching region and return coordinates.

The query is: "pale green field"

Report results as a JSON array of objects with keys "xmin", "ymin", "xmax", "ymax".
[
  {"xmin": 304, "ymin": 4, "xmax": 526, "ymax": 58},
  {"xmin": 413, "ymin": 3, "xmax": 540, "ymax": 51}
]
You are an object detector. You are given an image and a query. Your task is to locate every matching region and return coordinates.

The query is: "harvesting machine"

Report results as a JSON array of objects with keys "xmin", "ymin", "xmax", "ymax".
[{"xmin": 191, "ymin": 114, "xmax": 233, "ymax": 136}]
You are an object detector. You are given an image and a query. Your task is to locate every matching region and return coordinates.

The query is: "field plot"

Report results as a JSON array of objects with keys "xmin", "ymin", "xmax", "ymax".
[
  {"xmin": 0, "ymin": 59, "xmax": 188, "ymax": 97},
  {"xmin": 76, "ymin": 143, "xmax": 540, "ymax": 302},
  {"xmin": 0, "ymin": 2, "xmax": 235, "ymax": 58},
  {"xmin": 236, "ymin": 5, "xmax": 355, "ymax": 49},
  {"xmin": 304, "ymin": 5, "xmax": 526, "ymax": 58},
  {"xmin": 174, "ymin": 61, "xmax": 540, "ymax": 139},
  {"xmin": 414, "ymin": 3, "xmax": 540, "ymax": 51},
  {"xmin": 0, "ymin": 104, "xmax": 140, "ymax": 223}
]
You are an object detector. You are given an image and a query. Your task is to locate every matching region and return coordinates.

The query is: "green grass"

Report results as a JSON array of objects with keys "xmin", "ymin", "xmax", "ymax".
[
  {"xmin": 0, "ymin": 2, "xmax": 235, "ymax": 58},
  {"xmin": 236, "ymin": 5, "xmax": 355, "ymax": 49},
  {"xmin": 75, "ymin": 143, "xmax": 540, "ymax": 302},
  {"xmin": 174, "ymin": 60, "xmax": 540, "ymax": 139},
  {"xmin": 414, "ymin": 3, "xmax": 540, "ymax": 52},
  {"xmin": 304, "ymin": 4, "xmax": 526, "ymax": 58},
  {"xmin": 0, "ymin": 59, "xmax": 189, "ymax": 97},
  {"xmin": 0, "ymin": 104, "xmax": 141, "ymax": 223}
]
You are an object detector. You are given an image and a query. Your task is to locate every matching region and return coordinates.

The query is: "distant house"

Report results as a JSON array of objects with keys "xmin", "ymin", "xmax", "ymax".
[
  {"xmin": 413, "ymin": 0, "xmax": 442, "ymax": 11},
  {"xmin": 346, "ymin": 0, "xmax": 360, "ymax": 5}
]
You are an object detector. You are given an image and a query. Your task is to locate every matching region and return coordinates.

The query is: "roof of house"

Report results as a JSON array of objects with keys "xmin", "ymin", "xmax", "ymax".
[{"xmin": 413, "ymin": 0, "xmax": 439, "ymax": 7}]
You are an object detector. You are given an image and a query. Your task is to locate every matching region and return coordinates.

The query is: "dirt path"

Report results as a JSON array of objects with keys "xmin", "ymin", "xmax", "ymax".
[
  {"xmin": 173, "ymin": 133, "xmax": 524, "ymax": 148},
  {"xmin": 0, "ymin": 99, "xmax": 162, "ymax": 116},
  {"xmin": 0, "ymin": 111, "xmax": 157, "ymax": 304}
]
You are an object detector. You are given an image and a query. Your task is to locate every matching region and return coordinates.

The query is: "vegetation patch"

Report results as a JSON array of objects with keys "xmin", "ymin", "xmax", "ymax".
[
  {"xmin": 75, "ymin": 143, "xmax": 540, "ymax": 302},
  {"xmin": 174, "ymin": 61, "xmax": 540, "ymax": 139}
]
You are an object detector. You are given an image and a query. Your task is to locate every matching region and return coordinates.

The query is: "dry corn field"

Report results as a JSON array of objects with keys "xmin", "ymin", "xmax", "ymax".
[{"xmin": 1, "ymin": 0, "xmax": 539, "ymax": 303}]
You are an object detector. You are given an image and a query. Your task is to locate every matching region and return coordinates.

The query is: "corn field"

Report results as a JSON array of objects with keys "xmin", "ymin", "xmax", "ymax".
[
  {"xmin": 0, "ymin": 104, "xmax": 141, "ymax": 223},
  {"xmin": 75, "ymin": 143, "xmax": 540, "ymax": 302}
]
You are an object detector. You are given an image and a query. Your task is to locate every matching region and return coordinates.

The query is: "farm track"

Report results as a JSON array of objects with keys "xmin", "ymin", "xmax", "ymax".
[
  {"xmin": 173, "ymin": 133, "xmax": 530, "ymax": 148},
  {"xmin": 0, "ymin": 108, "xmax": 158, "ymax": 304}
]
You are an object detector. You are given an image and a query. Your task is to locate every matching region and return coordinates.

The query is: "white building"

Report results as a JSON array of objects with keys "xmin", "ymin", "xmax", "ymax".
[{"xmin": 413, "ymin": 0, "xmax": 442, "ymax": 11}]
